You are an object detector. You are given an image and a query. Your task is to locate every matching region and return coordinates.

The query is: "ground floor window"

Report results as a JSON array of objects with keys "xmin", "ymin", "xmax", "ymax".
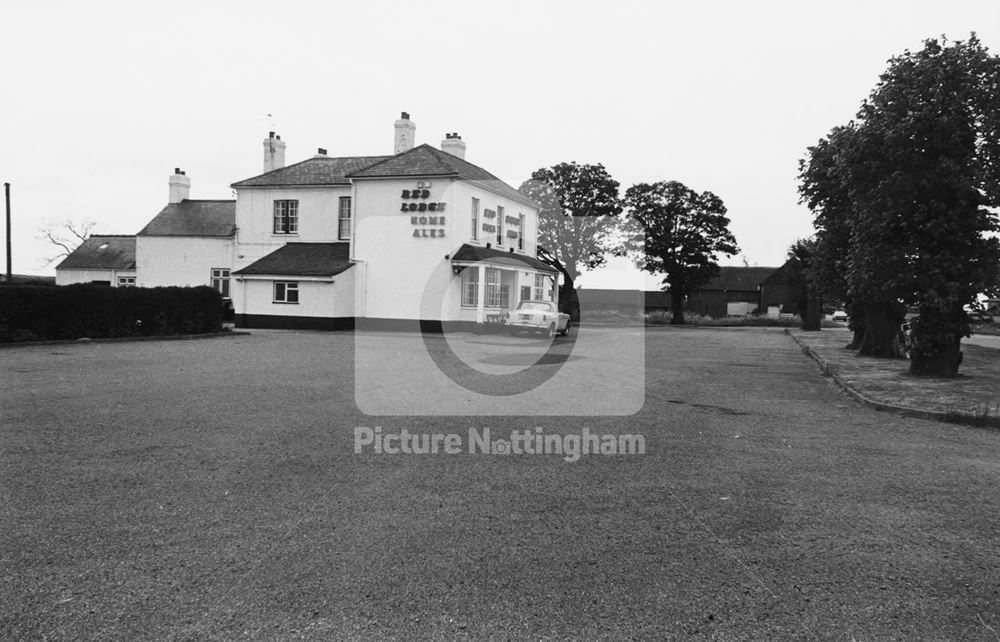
[
  {"xmin": 273, "ymin": 281, "xmax": 299, "ymax": 304},
  {"xmin": 485, "ymin": 268, "xmax": 502, "ymax": 307},
  {"xmin": 534, "ymin": 274, "xmax": 548, "ymax": 301},
  {"xmin": 211, "ymin": 268, "xmax": 230, "ymax": 298},
  {"xmin": 117, "ymin": 276, "xmax": 135, "ymax": 287},
  {"xmin": 461, "ymin": 268, "xmax": 478, "ymax": 306}
]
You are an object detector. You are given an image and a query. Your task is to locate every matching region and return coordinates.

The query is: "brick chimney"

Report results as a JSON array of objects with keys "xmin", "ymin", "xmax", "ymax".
[
  {"xmin": 394, "ymin": 112, "xmax": 416, "ymax": 154},
  {"xmin": 441, "ymin": 132, "xmax": 466, "ymax": 160},
  {"xmin": 168, "ymin": 168, "xmax": 190, "ymax": 204},
  {"xmin": 263, "ymin": 131, "xmax": 286, "ymax": 173}
]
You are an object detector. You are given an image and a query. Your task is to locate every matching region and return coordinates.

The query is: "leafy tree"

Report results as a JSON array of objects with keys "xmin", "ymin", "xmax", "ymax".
[
  {"xmin": 624, "ymin": 181, "xmax": 739, "ymax": 324},
  {"xmin": 519, "ymin": 163, "xmax": 624, "ymax": 320},
  {"xmin": 852, "ymin": 35, "xmax": 1000, "ymax": 375},
  {"xmin": 785, "ymin": 238, "xmax": 822, "ymax": 331},
  {"xmin": 799, "ymin": 35, "xmax": 1000, "ymax": 374},
  {"xmin": 798, "ymin": 125, "xmax": 869, "ymax": 349}
]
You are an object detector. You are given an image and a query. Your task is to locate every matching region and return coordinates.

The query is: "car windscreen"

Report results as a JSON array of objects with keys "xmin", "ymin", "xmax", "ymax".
[{"xmin": 517, "ymin": 302, "xmax": 553, "ymax": 311}]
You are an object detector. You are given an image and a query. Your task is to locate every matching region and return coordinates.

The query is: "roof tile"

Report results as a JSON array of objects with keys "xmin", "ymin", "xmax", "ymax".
[
  {"xmin": 56, "ymin": 235, "xmax": 136, "ymax": 271},
  {"xmin": 232, "ymin": 243, "xmax": 353, "ymax": 277},
  {"xmin": 137, "ymin": 200, "xmax": 236, "ymax": 237}
]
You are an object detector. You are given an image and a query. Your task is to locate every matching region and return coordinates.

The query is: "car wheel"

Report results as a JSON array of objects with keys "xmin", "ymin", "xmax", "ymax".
[{"xmin": 559, "ymin": 321, "xmax": 571, "ymax": 337}]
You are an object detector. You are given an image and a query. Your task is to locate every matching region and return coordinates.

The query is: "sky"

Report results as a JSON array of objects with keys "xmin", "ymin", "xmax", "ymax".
[{"xmin": 3, "ymin": 0, "xmax": 999, "ymax": 288}]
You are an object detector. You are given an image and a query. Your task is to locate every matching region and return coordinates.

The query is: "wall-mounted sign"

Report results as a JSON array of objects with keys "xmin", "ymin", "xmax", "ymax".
[
  {"xmin": 402, "ymin": 183, "xmax": 446, "ymax": 239},
  {"xmin": 505, "ymin": 215, "xmax": 520, "ymax": 226},
  {"xmin": 481, "ymin": 223, "xmax": 497, "ymax": 233},
  {"xmin": 483, "ymin": 209, "xmax": 497, "ymax": 219}
]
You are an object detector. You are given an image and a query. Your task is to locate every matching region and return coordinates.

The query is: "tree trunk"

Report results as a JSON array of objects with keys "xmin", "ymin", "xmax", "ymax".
[
  {"xmin": 845, "ymin": 303, "xmax": 865, "ymax": 350},
  {"xmin": 670, "ymin": 288, "xmax": 685, "ymax": 325},
  {"xmin": 909, "ymin": 306, "xmax": 965, "ymax": 377},
  {"xmin": 558, "ymin": 276, "xmax": 580, "ymax": 323},
  {"xmin": 801, "ymin": 293, "xmax": 822, "ymax": 331},
  {"xmin": 857, "ymin": 301, "xmax": 904, "ymax": 358}
]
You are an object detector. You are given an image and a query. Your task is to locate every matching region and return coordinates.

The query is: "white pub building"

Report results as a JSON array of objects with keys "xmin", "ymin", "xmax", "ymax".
[{"xmin": 62, "ymin": 113, "xmax": 558, "ymax": 330}]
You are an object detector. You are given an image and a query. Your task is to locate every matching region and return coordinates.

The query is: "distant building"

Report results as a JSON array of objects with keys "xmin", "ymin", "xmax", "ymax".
[
  {"xmin": 578, "ymin": 263, "xmax": 800, "ymax": 318},
  {"xmin": 0, "ymin": 273, "xmax": 56, "ymax": 285},
  {"xmin": 55, "ymin": 235, "xmax": 136, "ymax": 287}
]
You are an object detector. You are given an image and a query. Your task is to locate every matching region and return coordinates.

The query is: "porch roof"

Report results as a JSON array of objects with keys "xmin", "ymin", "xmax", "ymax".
[{"xmin": 450, "ymin": 244, "xmax": 558, "ymax": 274}]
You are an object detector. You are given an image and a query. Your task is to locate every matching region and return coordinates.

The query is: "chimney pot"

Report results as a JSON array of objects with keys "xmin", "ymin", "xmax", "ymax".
[
  {"xmin": 394, "ymin": 112, "xmax": 416, "ymax": 154},
  {"xmin": 441, "ymin": 132, "xmax": 467, "ymax": 160},
  {"xmin": 168, "ymin": 169, "xmax": 191, "ymax": 204},
  {"xmin": 263, "ymin": 132, "xmax": 287, "ymax": 173}
]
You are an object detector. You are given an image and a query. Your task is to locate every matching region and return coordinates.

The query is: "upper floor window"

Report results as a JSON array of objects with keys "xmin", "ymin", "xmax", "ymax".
[
  {"xmin": 338, "ymin": 196, "xmax": 352, "ymax": 240},
  {"xmin": 496, "ymin": 206, "xmax": 505, "ymax": 246},
  {"xmin": 273, "ymin": 200, "xmax": 298, "ymax": 234},
  {"xmin": 211, "ymin": 268, "xmax": 230, "ymax": 299},
  {"xmin": 518, "ymin": 213, "xmax": 525, "ymax": 251},
  {"xmin": 471, "ymin": 197, "xmax": 480, "ymax": 241}
]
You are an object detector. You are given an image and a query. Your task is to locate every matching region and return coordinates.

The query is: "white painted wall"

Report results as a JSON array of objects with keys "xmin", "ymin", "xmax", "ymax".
[
  {"xmin": 55, "ymin": 268, "xmax": 136, "ymax": 286},
  {"xmin": 352, "ymin": 177, "xmax": 542, "ymax": 321},
  {"xmin": 135, "ymin": 236, "xmax": 233, "ymax": 288},
  {"xmin": 236, "ymin": 271, "xmax": 355, "ymax": 318}
]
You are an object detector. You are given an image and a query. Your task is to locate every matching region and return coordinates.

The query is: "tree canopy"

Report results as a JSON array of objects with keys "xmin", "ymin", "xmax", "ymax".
[
  {"xmin": 798, "ymin": 34, "xmax": 1000, "ymax": 375},
  {"xmin": 624, "ymin": 180, "xmax": 739, "ymax": 324}
]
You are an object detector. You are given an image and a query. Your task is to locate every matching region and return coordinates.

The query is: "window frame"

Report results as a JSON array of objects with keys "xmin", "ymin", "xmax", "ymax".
[
  {"xmin": 518, "ymin": 213, "xmax": 525, "ymax": 251},
  {"xmin": 496, "ymin": 206, "xmax": 504, "ymax": 246},
  {"xmin": 485, "ymin": 267, "xmax": 502, "ymax": 308},
  {"xmin": 273, "ymin": 281, "xmax": 300, "ymax": 304},
  {"xmin": 211, "ymin": 268, "xmax": 231, "ymax": 299},
  {"xmin": 461, "ymin": 268, "xmax": 478, "ymax": 307},
  {"xmin": 471, "ymin": 197, "xmax": 480, "ymax": 241},
  {"xmin": 273, "ymin": 199, "xmax": 299, "ymax": 235},
  {"xmin": 117, "ymin": 276, "xmax": 136, "ymax": 287},
  {"xmin": 338, "ymin": 196, "xmax": 352, "ymax": 241},
  {"xmin": 534, "ymin": 273, "xmax": 548, "ymax": 301}
]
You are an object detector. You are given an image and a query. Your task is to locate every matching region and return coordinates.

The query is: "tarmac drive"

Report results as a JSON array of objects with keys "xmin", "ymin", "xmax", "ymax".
[{"xmin": 3, "ymin": 326, "xmax": 1000, "ymax": 640}]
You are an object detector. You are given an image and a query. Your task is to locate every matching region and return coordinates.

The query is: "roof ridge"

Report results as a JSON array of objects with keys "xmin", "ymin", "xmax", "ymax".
[{"xmin": 179, "ymin": 199, "xmax": 237, "ymax": 203}]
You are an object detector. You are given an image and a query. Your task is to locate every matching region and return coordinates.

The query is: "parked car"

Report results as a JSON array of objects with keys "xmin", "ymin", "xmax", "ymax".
[
  {"xmin": 506, "ymin": 300, "xmax": 571, "ymax": 337},
  {"xmin": 831, "ymin": 310, "xmax": 849, "ymax": 322}
]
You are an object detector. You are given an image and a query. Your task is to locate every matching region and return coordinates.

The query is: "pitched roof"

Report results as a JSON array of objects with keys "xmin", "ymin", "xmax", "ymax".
[
  {"xmin": 347, "ymin": 145, "xmax": 537, "ymax": 207},
  {"xmin": 697, "ymin": 266, "xmax": 779, "ymax": 292},
  {"xmin": 231, "ymin": 156, "xmax": 391, "ymax": 188},
  {"xmin": 137, "ymin": 200, "xmax": 236, "ymax": 237},
  {"xmin": 451, "ymin": 243, "xmax": 558, "ymax": 274},
  {"xmin": 56, "ymin": 235, "xmax": 136, "ymax": 271},
  {"xmin": 232, "ymin": 243, "xmax": 353, "ymax": 277}
]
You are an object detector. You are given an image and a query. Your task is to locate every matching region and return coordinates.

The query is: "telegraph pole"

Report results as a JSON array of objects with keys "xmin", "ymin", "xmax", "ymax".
[{"xmin": 4, "ymin": 182, "xmax": 10, "ymax": 284}]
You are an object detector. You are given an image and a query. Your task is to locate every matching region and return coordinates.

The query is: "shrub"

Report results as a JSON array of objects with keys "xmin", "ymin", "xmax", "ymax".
[{"xmin": 0, "ymin": 284, "xmax": 224, "ymax": 343}]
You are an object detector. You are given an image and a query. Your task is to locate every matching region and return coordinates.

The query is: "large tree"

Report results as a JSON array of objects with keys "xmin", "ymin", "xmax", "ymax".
[
  {"xmin": 786, "ymin": 238, "xmax": 823, "ymax": 331},
  {"xmin": 798, "ymin": 125, "xmax": 871, "ymax": 350},
  {"xmin": 799, "ymin": 35, "xmax": 1000, "ymax": 374},
  {"xmin": 624, "ymin": 181, "xmax": 739, "ymax": 324},
  {"xmin": 519, "ymin": 163, "xmax": 624, "ymax": 320}
]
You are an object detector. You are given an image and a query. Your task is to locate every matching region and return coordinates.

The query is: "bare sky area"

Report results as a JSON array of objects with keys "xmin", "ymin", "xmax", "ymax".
[{"xmin": 3, "ymin": 0, "xmax": 999, "ymax": 287}]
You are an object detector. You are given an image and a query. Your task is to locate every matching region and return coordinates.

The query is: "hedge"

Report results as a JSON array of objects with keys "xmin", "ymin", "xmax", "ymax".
[{"xmin": 0, "ymin": 284, "xmax": 225, "ymax": 343}]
